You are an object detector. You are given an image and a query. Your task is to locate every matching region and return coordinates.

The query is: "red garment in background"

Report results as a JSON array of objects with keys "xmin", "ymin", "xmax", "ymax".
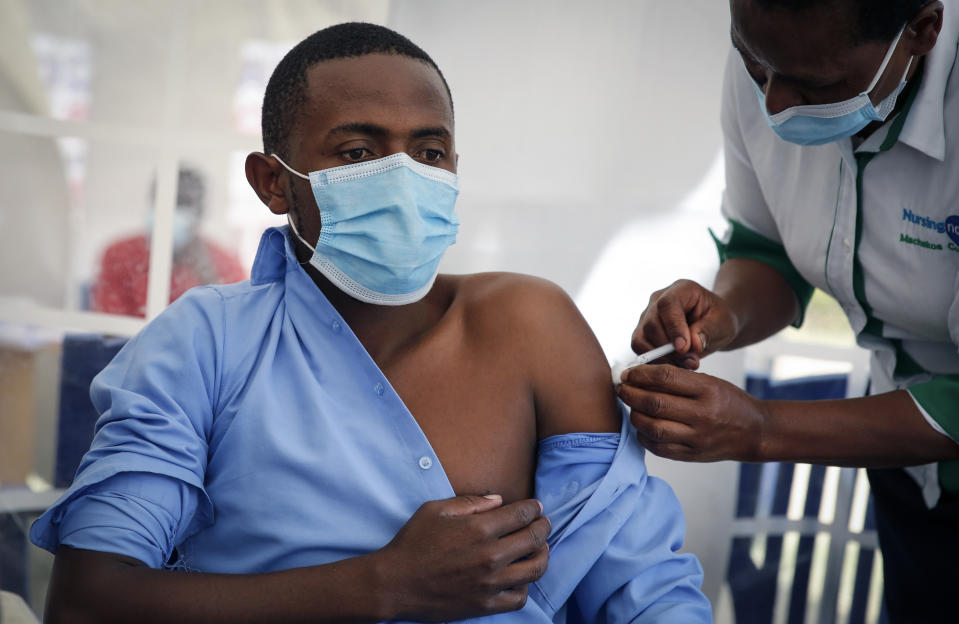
[{"xmin": 92, "ymin": 234, "xmax": 247, "ymax": 317}]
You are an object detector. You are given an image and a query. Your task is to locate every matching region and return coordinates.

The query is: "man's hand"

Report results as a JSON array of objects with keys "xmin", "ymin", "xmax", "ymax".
[
  {"xmin": 630, "ymin": 279, "xmax": 739, "ymax": 370},
  {"xmin": 375, "ymin": 494, "xmax": 550, "ymax": 621},
  {"xmin": 617, "ymin": 364, "xmax": 767, "ymax": 462}
]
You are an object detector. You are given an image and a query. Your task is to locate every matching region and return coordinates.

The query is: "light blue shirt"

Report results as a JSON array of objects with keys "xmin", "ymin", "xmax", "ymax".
[{"xmin": 31, "ymin": 227, "xmax": 710, "ymax": 622}]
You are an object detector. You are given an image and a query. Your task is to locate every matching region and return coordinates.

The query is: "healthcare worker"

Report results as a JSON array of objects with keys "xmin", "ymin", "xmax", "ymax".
[{"xmin": 617, "ymin": 0, "xmax": 959, "ymax": 620}]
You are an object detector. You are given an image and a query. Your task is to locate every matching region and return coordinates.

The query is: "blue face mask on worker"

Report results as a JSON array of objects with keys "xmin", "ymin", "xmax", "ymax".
[
  {"xmin": 272, "ymin": 152, "xmax": 460, "ymax": 306},
  {"xmin": 751, "ymin": 24, "xmax": 914, "ymax": 146}
]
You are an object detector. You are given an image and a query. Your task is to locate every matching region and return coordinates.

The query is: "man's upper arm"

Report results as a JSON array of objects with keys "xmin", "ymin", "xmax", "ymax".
[
  {"xmin": 499, "ymin": 275, "xmax": 620, "ymax": 439},
  {"xmin": 31, "ymin": 288, "xmax": 222, "ymax": 563}
]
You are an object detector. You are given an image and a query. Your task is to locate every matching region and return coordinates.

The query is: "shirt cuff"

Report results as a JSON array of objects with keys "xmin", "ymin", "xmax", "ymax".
[
  {"xmin": 54, "ymin": 472, "xmax": 198, "ymax": 568},
  {"xmin": 908, "ymin": 391, "xmax": 954, "ymax": 441},
  {"xmin": 908, "ymin": 375, "xmax": 959, "ymax": 442},
  {"xmin": 711, "ymin": 219, "xmax": 814, "ymax": 327}
]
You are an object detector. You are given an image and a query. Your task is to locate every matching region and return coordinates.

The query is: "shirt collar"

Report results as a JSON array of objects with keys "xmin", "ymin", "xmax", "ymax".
[
  {"xmin": 250, "ymin": 226, "xmax": 295, "ymax": 286},
  {"xmin": 897, "ymin": 5, "xmax": 959, "ymax": 161}
]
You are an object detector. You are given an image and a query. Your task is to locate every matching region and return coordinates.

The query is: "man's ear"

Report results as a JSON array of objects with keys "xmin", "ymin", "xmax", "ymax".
[
  {"xmin": 245, "ymin": 152, "xmax": 291, "ymax": 215},
  {"xmin": 906, "ymin": 0, "xmax": 943, "ymax": 57}
]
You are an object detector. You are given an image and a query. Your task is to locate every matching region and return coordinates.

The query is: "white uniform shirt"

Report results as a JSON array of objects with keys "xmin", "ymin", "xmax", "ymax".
[{"xmin": 718, "ymin": 7, "xmax": 959, "ymax": 502}]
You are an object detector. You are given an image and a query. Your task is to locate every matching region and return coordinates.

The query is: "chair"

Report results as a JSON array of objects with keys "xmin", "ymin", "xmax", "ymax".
[
  {"xmin": 0, "ymin": 333, "xmax": 126, "ymax": 610},
  {"xmin": 54, "ymin": 334, "xmax": 127, "ymax": 487},
  {"xmin": 727, "ymin": 367, "xmax": 886, "ymax": 624}
]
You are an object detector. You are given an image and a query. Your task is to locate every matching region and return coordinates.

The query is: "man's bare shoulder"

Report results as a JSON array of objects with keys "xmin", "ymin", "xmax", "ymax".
[
  {"xmin": 440, "ymin": 271, "xmax": 577, "ymax": 330},
  {"xmin": 446, "ymin": 270, "xmax": 568, "ymax": 306},
  {"xmin": 438, "ymin": 272, "xmax": 620, "ymax": 437}
]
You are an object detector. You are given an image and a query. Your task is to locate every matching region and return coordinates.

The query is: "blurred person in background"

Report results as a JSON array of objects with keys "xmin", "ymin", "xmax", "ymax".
[{"xmin": 91, "ymin": 166, "xmax": 246, "ymax": 317}]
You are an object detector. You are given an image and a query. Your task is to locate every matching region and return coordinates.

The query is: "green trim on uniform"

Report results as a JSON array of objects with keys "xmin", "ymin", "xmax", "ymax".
[
  {"xmin": 910, "ymin": 375, "xmax": 959, "ymax": 497},
  {"xmin": 939, "ymin": 461, "xmax": 959, "ymax": 499},
  {"xmin": 892, "ymin": 342, "xmax": 927, "ymax": 378},
  {"xmin": 710, "ymin": 221, "xmax": 814, "ymax": 327},
  {"xmin": 851, "ymin": 63, "xmax": 923, "ymax": 343},
  {"xmin": 909, "ymin": 375, "xmax": 959, "ymax": 441},
  {"xmin": 846, "ymin": 68, "xmax": 959, "ymax": 495}
]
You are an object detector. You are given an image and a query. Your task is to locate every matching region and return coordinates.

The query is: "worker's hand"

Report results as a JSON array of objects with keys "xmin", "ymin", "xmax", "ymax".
[
  {"xmin": 631, "ymin": 279, "xmax": 739, "ymax": 370},
  {"xmin": 617, "ymin": 363, "xmax": 767, "ymax": 462},
  {"xmin": 375, "ymin": 494, "xmax": 550, "ymax": 621}
]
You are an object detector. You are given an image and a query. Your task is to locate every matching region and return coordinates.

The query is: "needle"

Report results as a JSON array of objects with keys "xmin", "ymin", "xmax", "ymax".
[{"xmin": 611, "ymin": 343, "xmax": 677, "ymax": 384}]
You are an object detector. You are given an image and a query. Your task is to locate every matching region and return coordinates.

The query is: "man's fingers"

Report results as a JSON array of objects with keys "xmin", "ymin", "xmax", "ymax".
[
  {"xmin": 496, "ymin": 544, "xmax": 549, "ymax": 588},
  {"xmin": 476, "ymin": 499, "xmax": 544, "ymax": 538},
  {"xmin": 481, "ymin": 586, "xmax": 531, "ymax": 615},
  {"xmin": 488, "ymin": 515, "xmax": 550, "ymax": 566},
  {"xmin": 439, "ymin": 493, "xmax": 504, "ymax": 517}
]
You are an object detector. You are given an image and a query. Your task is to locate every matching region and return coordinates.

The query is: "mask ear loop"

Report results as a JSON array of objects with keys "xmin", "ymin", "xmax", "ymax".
[
  {"xmin": 270, "ymin": 153, "xmax": 318, "ymax": 263},
  {"xmin": 864, "ymin": 24, "xmax": 908, "ymax": 96}
]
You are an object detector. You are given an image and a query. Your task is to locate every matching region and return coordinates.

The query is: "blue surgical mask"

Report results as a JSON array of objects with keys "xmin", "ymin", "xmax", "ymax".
[
  {"xmin": 272, "ymin": 152, "xmax": 460, "ymax": 306},
  {"xmin": 752, "ymin": 24, "xmax": 914, "ymax": 146}
]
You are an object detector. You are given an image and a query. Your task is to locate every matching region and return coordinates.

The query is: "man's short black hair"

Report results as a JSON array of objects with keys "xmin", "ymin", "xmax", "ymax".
[
  {"xmin": 753, "ymin": 0, "xmax": 934, "ymax": 43},
  {"xmin": 261, "ymin": 22, "xmax": 452, "ymax": 157}
]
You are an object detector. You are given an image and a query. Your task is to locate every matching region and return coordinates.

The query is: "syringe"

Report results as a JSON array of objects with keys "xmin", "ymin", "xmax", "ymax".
[{"xmin": 610, "ymin": 343, "xmax": 677, "ymax": 384}]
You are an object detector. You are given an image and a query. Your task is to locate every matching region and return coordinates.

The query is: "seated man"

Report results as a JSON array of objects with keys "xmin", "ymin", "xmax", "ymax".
[{"xmin": 31, "ymin": 22, "xmax": 711, "ymax": 623}]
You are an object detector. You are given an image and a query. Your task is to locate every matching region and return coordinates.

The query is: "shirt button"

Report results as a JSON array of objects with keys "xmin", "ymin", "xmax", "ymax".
[
  {"xmin": 374, "ymin": 382, "xmax": 385, "ymax": 396},
  {"xmin": 418, "ymin": 456, "xmax": 433, "ymax": 470},
  {"xmin": 331, "ymin": 319, "xmax": 341, "ymax": 332},
  {"xmin": 842, "ymin": 238, "xmax": 852, "ymax": 252}
]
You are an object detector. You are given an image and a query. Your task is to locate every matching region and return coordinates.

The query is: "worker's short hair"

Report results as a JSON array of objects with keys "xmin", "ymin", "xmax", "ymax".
[
  {"xmin": 261, "ymin": 22, "xmax": 452, "ymax": 157},
  {"xmin": 752, "ymin": 0, "xmax": 935, "ymax": 43}
]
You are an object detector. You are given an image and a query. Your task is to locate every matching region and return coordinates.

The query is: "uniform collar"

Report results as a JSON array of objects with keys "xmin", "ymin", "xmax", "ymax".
[{"xmin": 897, "ymin": 5, "xmax": 959, "ymax": 161}]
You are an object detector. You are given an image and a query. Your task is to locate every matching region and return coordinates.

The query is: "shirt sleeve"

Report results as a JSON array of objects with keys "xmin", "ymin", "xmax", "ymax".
[
  {"xmin": 908, "ymin": 375, "xmax": 959, "ymax": 494},
  {"xmin": 56, "ymin": 472, "xmax": 200, "ymax": 568},
  {"xmin": 715, "ymin": 48, "xmax": 814, "ymax": 327},
  {"xmin": 30, "ymin": 287, "xmax": 224, "ymax": 563},
  {"xmin": 529, "ymin": 408, "xmax": 712, "ymax": 622}
]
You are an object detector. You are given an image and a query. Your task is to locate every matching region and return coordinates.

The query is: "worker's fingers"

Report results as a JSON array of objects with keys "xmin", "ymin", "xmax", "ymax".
[
  {"xmin": 628, "ymin": 409, "xmax": 698, "ymax": 448},
  {"xmin": 652, "ymin": 295, "xmax": 693, "ymax": 354},
  {"xmin": 631, "ymin": 312, "xmax": 670, "ymax": 356},
  {"xmin": 632, "ymin": 280, "xmax": 719, "ymax": 360},
  {"xmin": 619, "ymin": 363, "xmax": 702, "ymax": 398}
]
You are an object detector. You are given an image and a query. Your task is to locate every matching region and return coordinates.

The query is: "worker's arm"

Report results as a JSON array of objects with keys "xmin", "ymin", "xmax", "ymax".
[
  {"xmin": 46, "ymin": 494, "xmax": 549, "ymax": 624},
  {"xmin": 618, "ymin": 363, "xmax": 959, "ymax": 465}
]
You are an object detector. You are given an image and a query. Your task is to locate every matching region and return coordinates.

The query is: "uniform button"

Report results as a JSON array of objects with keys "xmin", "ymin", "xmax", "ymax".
[
  {"xmin": 418, "ymin": 456, "xmax": 433, "ymax": 470},
  {"xmin": 842, "ymin": 238, "xmax": 852, "ymax": 252},
  {"xmin": 331, "ymin": 319, "xmax": 341, "ymax": 332},
  {"xmin": 374, "ymin": 382, "xmax": 385, "ymax": 396}
]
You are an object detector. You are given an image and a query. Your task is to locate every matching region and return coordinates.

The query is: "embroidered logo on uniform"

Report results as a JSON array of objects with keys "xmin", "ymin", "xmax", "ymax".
[
  {"xmin": 899, "ymin": 209, "xmax": 959, "ymax": 253},
  {"xmin": 947, "ymin": 215, "xmax": 959, "ymax": 246},
  {"xmin": 899, "ymin": 233, "xmax": 942, "ymax": 250},
  {"xmin": 902, "ymin": 208, "xmax": 947, "ymax": 233}
]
